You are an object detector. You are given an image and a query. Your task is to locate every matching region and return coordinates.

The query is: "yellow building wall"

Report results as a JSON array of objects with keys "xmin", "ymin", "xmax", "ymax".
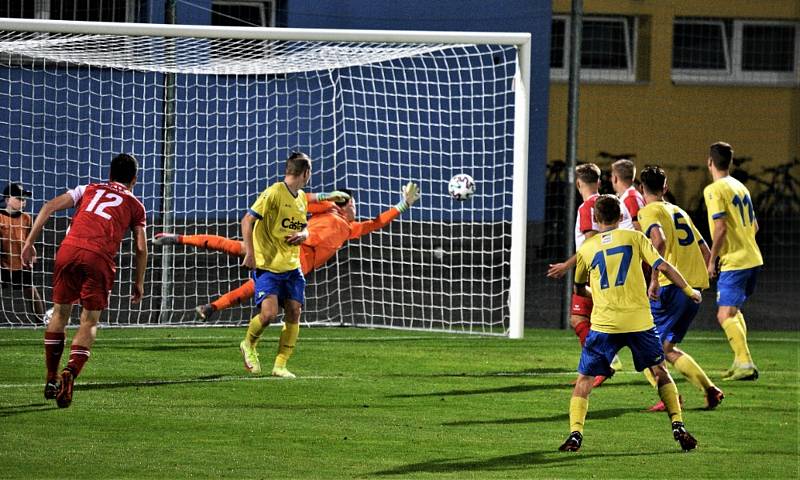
[{"xmin": 549, "ymin": 0, "xmax": 800, "ymax": 207}]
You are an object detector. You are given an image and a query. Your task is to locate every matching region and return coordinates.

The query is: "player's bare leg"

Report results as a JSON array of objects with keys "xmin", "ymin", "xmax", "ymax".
[{"xmin": 23, "ymin": 286, "xmax": 45, "ymax": 315}]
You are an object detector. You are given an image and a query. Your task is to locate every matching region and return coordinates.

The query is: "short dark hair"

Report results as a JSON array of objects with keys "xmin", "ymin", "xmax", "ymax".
[
  {"xmin": 110, "ymin": 153, "xmax": 138, "ymax": 184},
  {"xmin": 611, "ymin": 159, "xmax": 636, "ymax": 183},
  {"xmin": 286, "ymin": 151, "xmax": 311, "ymax": 176},
  {"xmin": 640, "ymin": 165, "xmax": 667, "ymax": 195},
  {"xmin": 576, "ymin": 163, "xmax": 601, "ymax": 184},
  {"xmin": 709, "ymin": 142, "xmax": 733, "ymax": 170},
  {"xmin": 334, "ymin": 187, "xmax": 354, "ymax": 207},
  {"xmin": 594, "ymin": 194, "xmax": 622, "ymax": 225}
]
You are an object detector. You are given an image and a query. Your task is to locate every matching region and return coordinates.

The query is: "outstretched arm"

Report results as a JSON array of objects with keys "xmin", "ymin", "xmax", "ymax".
[
  {"xmin": 306, "ymin": 191, "xmax": 350, "ymax": 204},
  {"xmin": 547, "ymin": 231, "xmax": 596, "ymax": 279},
  {"xmin": 21, "ymin": 192, "xmax": 75, "ymax": 268},
  {"xmin": 349, "ymin": 182, "xmax": 420, "ymax": 240}
]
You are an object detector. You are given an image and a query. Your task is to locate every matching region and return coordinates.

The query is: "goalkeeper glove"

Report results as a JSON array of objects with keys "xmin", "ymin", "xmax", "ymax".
[
  {"xmin": 316, "ymin": 191, "xmax": 351, "ymax": 203},
  {"xmin": 395, "ymin": 182, "xmax": 420, "ymax": 213}
]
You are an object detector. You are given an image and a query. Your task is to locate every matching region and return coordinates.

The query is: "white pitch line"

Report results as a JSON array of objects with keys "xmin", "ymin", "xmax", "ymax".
[
  {"xmin": 0, "ymin": 334, "xmax": 797, "ymax": 345},
  {"xmin": 0, "ymin": 374, "xmax": 343, "ymax": 390},
  {"xmin": 0, "ymin": 335, "xmax": 460, "ymax": 344}
]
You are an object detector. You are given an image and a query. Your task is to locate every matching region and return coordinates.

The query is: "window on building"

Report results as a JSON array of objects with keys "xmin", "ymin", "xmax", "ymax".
[
  {"xmin": 673, "ymin": 18, "xmax": 799, "ymax": 85},
  {"xmin": 212, "ymin": 0, "xmax": 276, "ymax": 27},
  {"xmin": 672, "ymin": 20, "xmax": 729, "ymax": 71},
  {"xmin": 550, "ymin": 15, "xmax": 637, "ymax": 82},
  {"xmin": 210, "ymin": 1, "xmax": 277, "ymax": 60},
  {"xmin": 741, "ymin": 23, "xmax": 796, "ymax": 72},
  {"xmin": 0, "ymin": 0, "xmax": 137, "ymax": 22}
]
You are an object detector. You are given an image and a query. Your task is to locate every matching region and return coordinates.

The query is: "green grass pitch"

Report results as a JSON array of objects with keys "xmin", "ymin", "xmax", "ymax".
[{"xmin": 1, "ymin": 327, "xmax": 797, "ymax": 479}]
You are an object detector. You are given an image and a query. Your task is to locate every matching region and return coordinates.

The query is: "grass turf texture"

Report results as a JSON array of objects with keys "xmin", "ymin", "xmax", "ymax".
[{"xmin": 1, "ymin": 327, "xmax": 797, "ymax": 479}]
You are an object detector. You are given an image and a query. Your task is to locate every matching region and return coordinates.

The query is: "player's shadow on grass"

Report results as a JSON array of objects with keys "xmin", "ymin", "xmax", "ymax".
[
  {"xmin": 387, "ymin": 383, "xmax": 564, "ymax": 398},
  {"xmin": 387, "ymin": 378, "xmax": 642, "ymax": 399},
  {"xmin": 73, "ymin": 374, "xmax": 229, "ymax": 391},
  {"xmin": 0, "ymin": 402, "xmax": 58, "ymax": 417},
  {"xmin": 441, "ymin": 407, "xmax": 631, "ymax": 426},
  {"xmin": 112, "ymin": 343, "xmax": 232, "ymax": 352},
  {"xmin": 370, "ymin": 449, "xmax": 659, "ymax": 476}
]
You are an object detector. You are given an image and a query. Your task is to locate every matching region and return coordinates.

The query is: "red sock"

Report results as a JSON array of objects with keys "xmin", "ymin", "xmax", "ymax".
[
  {"xmin": 573, "ymin": 321, "xmax": 590, "ymax": 347},
  {"xmin": 65, "ymin": 344, "xmax": 91, "ymax": 378},
  {"xmin": 181, "ymin": 234, "xmax": 243, "ymax": 256},
  {"xmin": 211, "ymin": 280, "xmax": 256, "ymax": 311},
  {"xmin": 44, "ymin": 332, "xmax": 66, "ymax": 381}
]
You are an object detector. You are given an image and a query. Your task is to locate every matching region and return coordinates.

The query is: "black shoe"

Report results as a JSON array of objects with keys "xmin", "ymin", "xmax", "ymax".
[
  {"xmin": 559, "ymin": 431, "xmax": 583, "ymax": 452},
  {"xmin": 44, "ymin": 380, "xmax": 60, "ymax": 400},
  {"xmin": 56, "ymin": 369, "xmax": 75, "ymax": 409},
  {"xmin": 672, "ymin": 421, "xmax": 697, "ymax": 451},
  {"xmin": 195, "ymin": 304, "xmax": 216, "ymax": 321}
]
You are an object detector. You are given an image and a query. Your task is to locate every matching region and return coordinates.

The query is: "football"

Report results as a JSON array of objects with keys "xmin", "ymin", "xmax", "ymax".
[{"xmin": 448, "ymin": 174, "xmax": 475, "ymax": 201}]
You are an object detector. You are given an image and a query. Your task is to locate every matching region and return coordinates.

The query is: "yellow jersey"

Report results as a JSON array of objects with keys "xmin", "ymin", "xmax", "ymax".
[
  {"xmin": 248, "ymin": 182, "xmax": 308, "ymax": 273},
  {"xmin": 575, "ymin": 228, "xmax": 664, "ymax": 333},
  {"xmin": 703, "ymin": 177, "xmax": 763, "ymax": 271},
  {"xmin": 638, "ymin": 201, "xmax": 709, "ymax": 290}
]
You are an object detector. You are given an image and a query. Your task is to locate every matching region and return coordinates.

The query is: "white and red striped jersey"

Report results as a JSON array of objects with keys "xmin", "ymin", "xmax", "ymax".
[{"xmin": 575, "ymin": 193, "xmax": 633, "ymax": 249}]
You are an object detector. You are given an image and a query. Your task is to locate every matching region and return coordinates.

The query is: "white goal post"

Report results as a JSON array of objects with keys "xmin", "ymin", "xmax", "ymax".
[{"xmin": 0, "ymin": 18, "xmax": 530, "ymax": 337}]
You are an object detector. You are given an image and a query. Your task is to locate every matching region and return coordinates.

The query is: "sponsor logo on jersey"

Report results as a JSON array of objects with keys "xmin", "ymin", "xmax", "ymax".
[{"xmin": 281, "ymin": 217, "xmax": 307, "ymax": 231}]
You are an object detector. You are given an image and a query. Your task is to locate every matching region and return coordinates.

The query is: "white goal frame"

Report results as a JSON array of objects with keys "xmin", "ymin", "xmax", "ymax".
[{"xmin": 0, "ymin": 18, "xmax": 530, "ymax": 338}]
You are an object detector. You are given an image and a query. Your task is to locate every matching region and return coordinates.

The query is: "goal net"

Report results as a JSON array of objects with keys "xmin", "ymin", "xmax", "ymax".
[{"xmin": 0, "ymin": 20, "xmax": 530, "ymax": 336}]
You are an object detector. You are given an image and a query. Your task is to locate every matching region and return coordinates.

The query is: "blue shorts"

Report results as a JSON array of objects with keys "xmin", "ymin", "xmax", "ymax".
[
  {"xmin": 717, "ymin": 267, "xmax": 759, "ymax": 308},
  {"xmin": 251, "ymin": 268, "xmax": 306, "ymax": 307},
  {"xmin": 578, "ymin": 328, "xmax": 665, "ymax": 377},
  {"xmin": 650, "ymin": 285, "xmax": 700, "ymax": 344}
]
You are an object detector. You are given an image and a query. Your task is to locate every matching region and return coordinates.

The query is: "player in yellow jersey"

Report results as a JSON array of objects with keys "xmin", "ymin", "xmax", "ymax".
[
  {"xmin": 239, "ymin": 152, "xmax": 313, "ymax": 379},
  {"xmin": 704, "ymin": 142, "xmax": 762, "ymax": 381},
  {"xmin": 638, "ymin": 166, "xmax": 724, "ymax": 411},
  {"xmin": 559, "ymin": 195, "xmax": 700, "ymax": 453}
]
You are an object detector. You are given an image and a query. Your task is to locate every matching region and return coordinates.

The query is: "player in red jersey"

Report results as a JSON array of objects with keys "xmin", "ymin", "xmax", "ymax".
[
  {"xmin": 21, "ymin": 153, "xmax": 148, "ymax": 408},
  {"xmin": 610, "ymin": 159, "xmax": 645, "ymax": 231}
]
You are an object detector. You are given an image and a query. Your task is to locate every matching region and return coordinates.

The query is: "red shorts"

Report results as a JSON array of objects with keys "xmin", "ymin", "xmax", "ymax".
[
  {"xmin": 52, "ymin": 244, "xmax": 115, "ymax": 311},
  {"xmin": 570, "ymin": 293, "xmax": 593, "ymax": 317}
]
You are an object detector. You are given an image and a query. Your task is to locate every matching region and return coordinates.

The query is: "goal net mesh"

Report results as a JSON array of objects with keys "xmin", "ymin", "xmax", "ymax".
[{"xmin": 0, "ymin": 27, "xmax": 519, "ymax": 335}]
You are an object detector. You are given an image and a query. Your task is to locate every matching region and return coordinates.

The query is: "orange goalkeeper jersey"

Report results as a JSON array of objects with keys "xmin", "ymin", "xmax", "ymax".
[{"xmin": 300, "ymin": 202, "xmax": 401, "ymax": 273}]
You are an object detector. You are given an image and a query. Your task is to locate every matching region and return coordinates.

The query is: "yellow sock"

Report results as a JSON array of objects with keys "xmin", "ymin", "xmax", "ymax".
[
  {"xmin": 569, "ymin": 396, "xmax": 589, "ymax": 433},
  {"xmin": 658, "ymin": 383, "xmax": 683, "ymax": 423},
  {"xmin": 245, "ymin": 315, "xmax": 264, "ymax": 347},
  {"xmin": 736, "ymin": 311, "xmax": 747, "ymax": 335},
  {"xmin": 721, "ymin": 315, "xmax": 752, "ymax": 365},
  {"xmin": 643, "ymin": 368, "xmax": 658, "ymax": 388},
  {"xmin": 274, "ymin": 322, "xmax": 300, "ymax": 369},
  {"xmin": 673, "ymin": 353, "xmax": 713, "ymax": 391}
]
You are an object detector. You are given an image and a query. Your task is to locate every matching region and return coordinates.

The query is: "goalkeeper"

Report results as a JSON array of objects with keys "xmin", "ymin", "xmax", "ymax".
[{"xmin": 154, "ymin": 182, "xmax": 420, "ymax": 323}]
